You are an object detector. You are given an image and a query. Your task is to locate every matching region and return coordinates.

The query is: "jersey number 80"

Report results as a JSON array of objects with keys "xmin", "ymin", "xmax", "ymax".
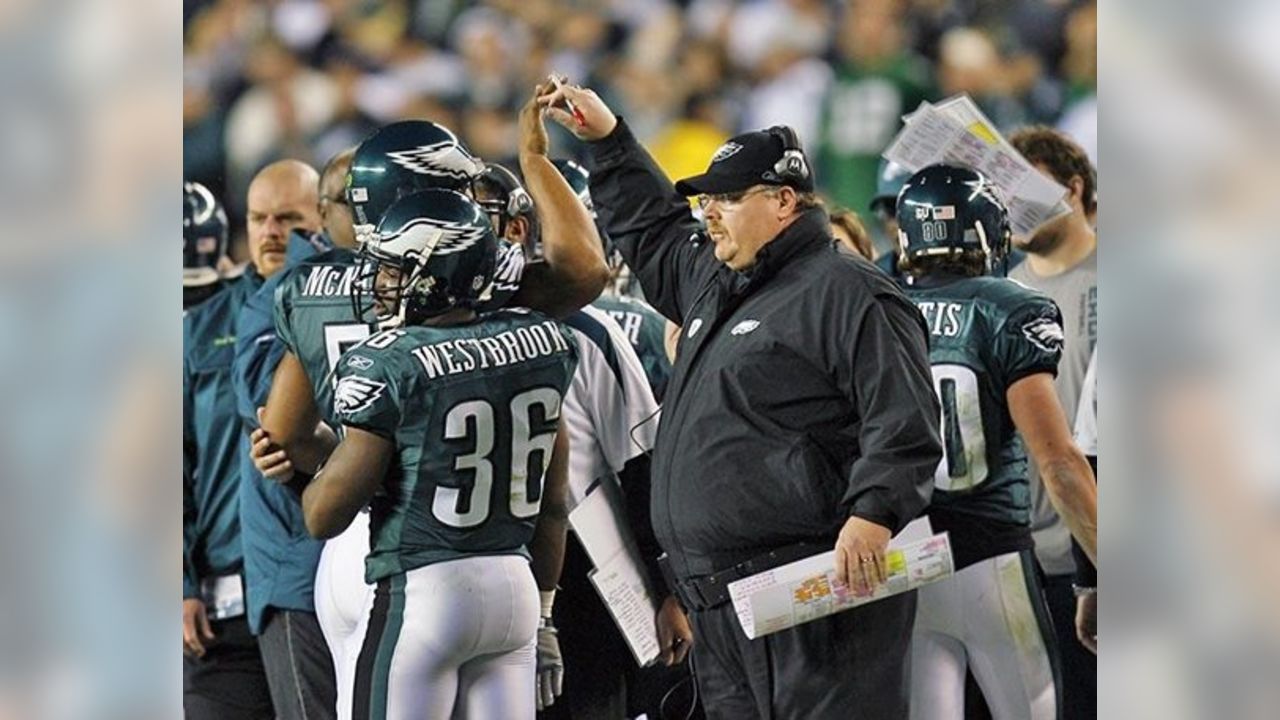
[{"xmin": 931, "ymin": 364, "xmax": 988, "ymax": 491}]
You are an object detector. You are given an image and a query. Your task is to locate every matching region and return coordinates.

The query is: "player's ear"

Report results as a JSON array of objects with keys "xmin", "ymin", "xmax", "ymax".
[
  {"xmin": 510, "ymin": 216, "xmax": 530, "ymax": 244},
  {"xmin": 1068, "ymin": 175, "xmax": 1086, "ymax": 205}
]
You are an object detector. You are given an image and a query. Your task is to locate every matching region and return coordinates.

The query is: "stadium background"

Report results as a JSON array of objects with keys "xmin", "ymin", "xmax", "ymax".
[{"xmin": 183, "ymin": 0, "xmax": 1097, "ymax": 259}]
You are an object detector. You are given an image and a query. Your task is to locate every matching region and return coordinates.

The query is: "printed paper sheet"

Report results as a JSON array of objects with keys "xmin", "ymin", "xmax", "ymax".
[{"xmin": 729, "ymin": 527, "xmax": 953, "ymax": 640}]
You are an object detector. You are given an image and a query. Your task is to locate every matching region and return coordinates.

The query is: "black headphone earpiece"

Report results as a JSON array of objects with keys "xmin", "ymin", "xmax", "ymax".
[{"xmin": 764, "ymin": 125, "xmax": 810, "ymax": 186}]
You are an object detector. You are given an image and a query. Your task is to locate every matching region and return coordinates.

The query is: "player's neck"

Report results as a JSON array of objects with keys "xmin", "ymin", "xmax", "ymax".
[
  {"xmin": 422, "ymin": 308, "xmax": 478, "ymax": 328},
  {"xmin": 1025, "ymin": 216, "xmax": 1095, "ymax": 278}
]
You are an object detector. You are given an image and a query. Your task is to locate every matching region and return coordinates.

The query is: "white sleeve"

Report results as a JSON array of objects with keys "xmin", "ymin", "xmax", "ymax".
[
  {"xmin": 1073, "ymin": 346, "xmax": 1098, "ymax": 456},
  {"xmin": 560, "ymin": 307, "xmax": 661, "ymax": 508}
]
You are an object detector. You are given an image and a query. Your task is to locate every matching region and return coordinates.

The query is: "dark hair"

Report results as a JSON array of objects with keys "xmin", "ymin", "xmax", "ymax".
[
  {"xmin": 899, "ymin": 249, "xmax": 989, "ymax": 278},
  {"xmin": 1009, "ymin": 126, "xmax": 1097, "ymax": 216}
]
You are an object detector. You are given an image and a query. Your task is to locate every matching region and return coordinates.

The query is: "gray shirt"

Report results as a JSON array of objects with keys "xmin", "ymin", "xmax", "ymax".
[{"xmin": 1010, "ymin": 247, "xmax": 1098, "ymax": 575}]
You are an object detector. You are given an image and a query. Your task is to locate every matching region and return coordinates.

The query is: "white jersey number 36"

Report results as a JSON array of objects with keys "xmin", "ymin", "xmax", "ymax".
[{"xmin": 434, "ymin": 388, "xmax": 562, "ymax": 528}]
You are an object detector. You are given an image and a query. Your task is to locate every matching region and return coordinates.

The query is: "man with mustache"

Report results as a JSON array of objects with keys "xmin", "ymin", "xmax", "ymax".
[
  {"xmin": 184, "ymin": 159, "xmax": 321, "ymax": 718},
  {"xmin": 540, "ymin": 83, "xmax": 942, "ymax": 719}
]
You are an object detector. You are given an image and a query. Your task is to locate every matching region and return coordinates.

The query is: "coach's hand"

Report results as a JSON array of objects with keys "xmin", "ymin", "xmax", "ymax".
[
  {"xmin": 182, "ymin": 598, "xmax": 216, "ymax": 659},
  {"xmin": 834, "ymin": 516, "xmax": 891, "ymax": 597},
  {"xmin": 656, "ymin": 595, "xmax": 693, "ymax": 666},
  {"xmin": 535, "ymin": 618, "xmax": 564, "ymax": 710},
  {"xmin": 537, "ymin": 80, "xmax": 617, "ymax": 142},
  {"xmin": 251, "ymin": 407, "xmax": 294, "ymax": 482}
]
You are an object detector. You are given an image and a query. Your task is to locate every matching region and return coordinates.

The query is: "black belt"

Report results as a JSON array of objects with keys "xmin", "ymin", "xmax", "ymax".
[{"xmin": 662, "ymin": 542, "xmax": 827, "ymax": 611}]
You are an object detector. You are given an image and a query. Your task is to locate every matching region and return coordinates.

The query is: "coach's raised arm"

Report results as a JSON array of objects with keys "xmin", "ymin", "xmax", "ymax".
[{"xmin": 540, "ymin": 83, "xmax": 942, "ymax": 718}]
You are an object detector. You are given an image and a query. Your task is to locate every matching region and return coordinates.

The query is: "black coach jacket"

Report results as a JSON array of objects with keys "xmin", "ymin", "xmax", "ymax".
[{"xmin": 586, "ymin": 121, "xmax": 942, "ymax": 581}]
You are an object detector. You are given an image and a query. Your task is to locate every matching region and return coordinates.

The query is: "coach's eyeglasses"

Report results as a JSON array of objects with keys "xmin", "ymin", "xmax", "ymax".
[{"xmin": 696, "ymin": 185, "xmax": 777, "ymax": 211}]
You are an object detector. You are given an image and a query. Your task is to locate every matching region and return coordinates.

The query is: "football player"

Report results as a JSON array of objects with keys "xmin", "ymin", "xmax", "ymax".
[
  {"xmin": 473, "ymin": 162, "xmax": 692, "ymax": 719},
  {"xmin": 300, "ymin": 188, "xmax": 580, "ymax": 720},
  {"xmin": 895, "ymin": 164, "xmax": 1098, "ymax": 720},
  {"xmin": 183, "ymin": 180, "xmax": 233, "ymax": 311},
  {"xmin": 250, "ymin": 89, "xmax": 608, "ymax": 716}
]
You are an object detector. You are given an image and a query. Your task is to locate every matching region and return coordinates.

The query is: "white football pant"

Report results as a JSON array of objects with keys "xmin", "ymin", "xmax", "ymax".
[
  {"xmin": 316, "ymin": 510, "xmax": 374, "ymax": 719},
  {"xmin": 910, "ymin": 550, "xmax": 1059, "ymax": 720},
  {"xmin": 344, "ymin": 554, "xmax": 538, "ymax": 720}
]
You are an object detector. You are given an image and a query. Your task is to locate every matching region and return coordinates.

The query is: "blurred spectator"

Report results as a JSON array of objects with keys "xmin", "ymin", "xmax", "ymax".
[
  {"xmin": 936, "ymin": 27, "xmax": 1029, "ymax": 129},
  {"xmin": 828, "ymin": 205, "xmax": 875, "ymax": 261},
  {"xmin": 649, "ymin": 94, "xmax": 731, "ymax": 184},
  {"xmin": 451, "ymin": 6, "xmax": 530, "ymax": 109},
  {"xmin": 817, "ymin": 0, "xmax": 934, "ymax": 212},
  {"xmin": 223, "ymin": 38, "xmax": 337, "ymax": 207},
  {"xmin": 724, "ymin": 0, "xmax": 830, "ymax": 74},
  {"xmin": 1056, "ymin": 3, "xmax": 1098, "ymax": 164},
  {"xmin": 309, "ymin": 59, "xmax": 378, "ymax": 165},
  {"xmin": 739, "ymin": 38, "xmax": 833, "ymax": 149},
  {"xmin": 184, "ymin": 0, "xmax": 1096, "ymax": 258},
  {"xmin": 464, "ymin": 105, "xmax": 520, "ymax": 166},
  {"xmin": 184, "ymin": 64, "xmax": 228, "ymax": 203}
]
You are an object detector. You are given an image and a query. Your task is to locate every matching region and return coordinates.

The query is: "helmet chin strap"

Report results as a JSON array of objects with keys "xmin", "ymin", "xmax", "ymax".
[{"xmin": 380, "ymin": 312, "xmax": 404, "ymax": 331}]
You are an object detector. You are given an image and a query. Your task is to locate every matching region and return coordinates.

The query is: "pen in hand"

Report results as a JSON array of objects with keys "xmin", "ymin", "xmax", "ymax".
[{"xmin": 549, "ymin": 74, "xmax": 586, "ymax": 127}]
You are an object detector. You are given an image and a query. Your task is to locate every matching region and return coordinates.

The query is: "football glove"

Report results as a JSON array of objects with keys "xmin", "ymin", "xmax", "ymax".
[{"xmin": 535, "ymin": 617, "xmax": 564, "ymax": 710}]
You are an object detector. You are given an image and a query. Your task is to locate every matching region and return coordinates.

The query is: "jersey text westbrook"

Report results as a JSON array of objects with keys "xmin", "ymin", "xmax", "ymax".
[{"xmin": 412, "ymin": 320, "xmax": 569, "ymax": 379}]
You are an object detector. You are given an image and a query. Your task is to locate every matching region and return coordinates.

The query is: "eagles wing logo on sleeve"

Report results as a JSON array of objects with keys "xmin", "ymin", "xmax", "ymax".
[
  {"xmin": 1022, "ymin": 316, "xmax": 1065, "ymax": 353},
  {"xmin": 334, "ymin": 375, "xmax": 388, "ymax": 416},
  {"xmin": 386, "ymin": 141, "xmax": 480, "ymax": 180}
]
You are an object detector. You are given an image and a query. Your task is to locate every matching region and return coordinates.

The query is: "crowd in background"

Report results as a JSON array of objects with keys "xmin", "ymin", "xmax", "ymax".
[{"xmin": 184, "ymin": 0, "xmax": 1096, "ymax": 258}]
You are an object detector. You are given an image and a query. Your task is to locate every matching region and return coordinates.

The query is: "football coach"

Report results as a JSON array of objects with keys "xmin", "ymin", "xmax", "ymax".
[{"xmin": 540, "ymin": 84, "xmax": 942, "ymax": 719}]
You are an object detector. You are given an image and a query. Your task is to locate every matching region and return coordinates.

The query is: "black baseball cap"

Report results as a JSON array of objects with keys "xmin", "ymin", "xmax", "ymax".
[{"xmin": 674, "ymin": 129, "xmax": 815, "ymax": 196}]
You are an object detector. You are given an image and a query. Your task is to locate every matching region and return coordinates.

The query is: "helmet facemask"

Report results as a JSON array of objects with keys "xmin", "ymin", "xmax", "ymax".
[
  {"xmin": 354, "ymin": 243, "xmax": 463, "ymax": 330},
  {"xmin": 352, "ymin": 189, "xmax": 498, "ymax": 329}
]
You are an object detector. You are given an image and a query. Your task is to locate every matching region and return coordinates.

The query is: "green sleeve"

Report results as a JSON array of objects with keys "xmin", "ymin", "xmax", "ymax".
[
  {"xmin": 995, "ymin": 296, "xmax": 1065, "ymax": 385},
  {"xmin": 273, "ymin": 270, "xmax": 299, "ymax": 356},
  {"xmin": 181, "ymin": 323, "xmax": 200, "ymax": 599},
  {"xmin": 333, "ymin": 347, "xmax": 402, "ymax": 439}
]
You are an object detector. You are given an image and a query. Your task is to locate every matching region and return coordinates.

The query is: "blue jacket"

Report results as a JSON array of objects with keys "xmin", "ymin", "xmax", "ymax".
[
  {"xmin": 232, "ymin": 231, "xmax": 332, "ymax": 633},
  {"xmin": 183, "ymin": 272, "xmax": 260, "ymax": 599}
]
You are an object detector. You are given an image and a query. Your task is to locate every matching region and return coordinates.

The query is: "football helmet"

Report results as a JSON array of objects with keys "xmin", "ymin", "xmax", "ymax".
[
  {"xmin": 353, "ymin": 189, "xmax": 497, "ymax": 327},
  {"xmin": 551, "ymin": 159, "xmax": 593, "ymax": 216},
  {"xmin": 347, "ymin": 121, "xmax": 485, "ymax": 247},
  {"xmin": 868, "ymin": 158, "xmax": 912, "ymax": 218},
  {"xmin": 183, "ymin": 181, "xmax": 227, "ymax": 287},
  {"xmin": 474, "ymin": 162, "xmax": 535, "ymax": 241},
  {"xmin": 895, "ymin": 164, "xmax": 1011, "ymax": 274}
]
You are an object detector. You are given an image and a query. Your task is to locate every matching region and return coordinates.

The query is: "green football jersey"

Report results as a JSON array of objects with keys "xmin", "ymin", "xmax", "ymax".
[
  {"xmin": 906, "ymin": 276, "xmax": 1063, "ymax": 566},
  {"xmin": 591, "ymin": 294, "xmax": 672, "ymax": 402},
  {"xmin": 333, "ymin": 310, "xmax": 579, "ymax": 582},
  {"xmin": 273, "ymin": 248, "xmax": 372, "ymax": 427}
]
